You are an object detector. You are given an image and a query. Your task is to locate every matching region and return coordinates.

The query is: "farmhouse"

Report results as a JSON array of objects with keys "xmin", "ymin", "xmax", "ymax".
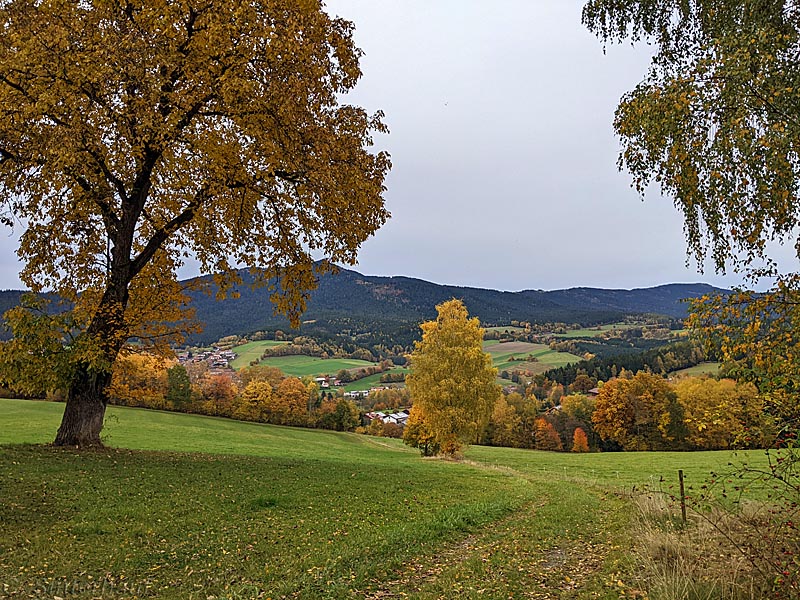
[{"xmin": 365, "ymin": 409, "xmax": 410, "ymax": 428}]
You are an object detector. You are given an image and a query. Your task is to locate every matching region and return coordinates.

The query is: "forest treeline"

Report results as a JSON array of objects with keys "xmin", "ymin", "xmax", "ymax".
[{"xmin": 544, "ymin": 340, "xmax": 708, "ymax": 384}]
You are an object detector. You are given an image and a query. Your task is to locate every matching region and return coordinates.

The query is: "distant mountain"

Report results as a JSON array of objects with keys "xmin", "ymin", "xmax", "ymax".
[
  {"xmin": 0, "ymin": 270, "xmax": 728, "ymax": 346},
  {"xmin": 184, "ymin": 269, "xmax": 624, "ymax": 344},
  {"xmin": 183, "ymin": 267, "xmax": 728, "ymax": 345},
  {"xmin": 540, "ymin": 283, "xmax": 723, "ymax": 318}
]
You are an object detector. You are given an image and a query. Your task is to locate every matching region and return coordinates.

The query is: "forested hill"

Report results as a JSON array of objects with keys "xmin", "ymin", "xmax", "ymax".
[
  {"xmin": 540, "ymin": 283, "xmax": 723, "ymax": 318},
  {"xmin": 182, "ymin": 268, "xmax": 727, "ymax": 345},
  {"xmin": 0, "ymin": 272, "xmax": 726, "ymax": 345}
]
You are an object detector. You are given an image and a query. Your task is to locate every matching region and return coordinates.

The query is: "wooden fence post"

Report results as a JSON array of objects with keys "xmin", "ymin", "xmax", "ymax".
[{"xmin": 678, "ymin": 469, "xmax": 687, "ymax": 526}]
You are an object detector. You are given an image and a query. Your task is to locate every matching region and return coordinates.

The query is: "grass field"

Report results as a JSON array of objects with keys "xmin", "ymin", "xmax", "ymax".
[
  {"xmin": 1, "ymin": 399, "xmax": 770, "ymax": 599},
  {"xmin": 554, "ymin": 323, "xmax": 637, "ymax": 338},
  {"xmin": 484, "ymin": 340, "xmax": 584, "ymax": 375},
  {"xmin": 257, "ymin": 355, "xmax": 376, "ymax": 378},
  {"xmin": 228, "ymin": 340, "xmax": 289, "ymax": 370},
  {"xmin": 671, "ymin": 361, "xmax": 722, "ymax": 377},
  {"xmin": 342, "ymin": 368, "xmax": 410, "ymax": 392}
]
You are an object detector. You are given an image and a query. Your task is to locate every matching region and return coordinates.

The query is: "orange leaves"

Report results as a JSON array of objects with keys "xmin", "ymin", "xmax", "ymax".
[
  {"xmin": 534, "ymin": 418, "xmax": 563, "ymax": 452},
  {"xmin": 592, "ymin": 372, "xmax": 683, "ymax": 451}
]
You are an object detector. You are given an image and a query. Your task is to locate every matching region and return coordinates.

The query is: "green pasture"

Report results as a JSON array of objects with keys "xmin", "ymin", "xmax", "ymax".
[
  {"xmin": 342, "ymin": 368, "xmax": 409, "ymax": 392},
  {"xmin": 554, "ymin": 323, "xmax": 636, "ymax": 338},
  {"xmin": 484, "ymin": 341, "xmax": 584, "ymax": 374},
  {"xmin": 671, "ymin": 361, "xmax": 722, "ymax": 377},
  {"xmin": 258, "ymin": 355, "xmax": 376, "ymax": 378},
  {"xmin": 483, "ymin": 341, "xmax": 551, "ymax": 358},
  {"xmin": 229, "ymin": 340, "xmax": 288, "ymax": 370},
  {"xmin": 1, "ymin": 399, "xmax": 772, "ymax": 599}
]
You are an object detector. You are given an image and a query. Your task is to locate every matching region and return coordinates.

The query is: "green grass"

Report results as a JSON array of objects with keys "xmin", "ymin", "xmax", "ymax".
[
  {"xmin": 342, "ymin": 368, "xmax": 409, "ymax": 392},
  {"xmin": 228, "ymin": 340, "xmax": 289, "ymax": 370},
  {"xmin": 671, "ymin": 361, "xmax": 722, "ymax": 377},
  {"xmin": 484, "ymin": 341, "xmax": 584, "ymax": 374},
  {"xmin": 554, "ymin": 323, "xmax": 637, "ymax": 338},
  {"xmin": 257, "ymin": 355, "xmax": 376, "ymax": 378},
  {"xmin": 1, "ymin": 399, "xmax": 771, "ymax": 599}
]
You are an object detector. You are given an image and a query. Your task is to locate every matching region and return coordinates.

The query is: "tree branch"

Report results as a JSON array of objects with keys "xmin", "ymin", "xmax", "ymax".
[{"xmin": 130, "ymin": 185, "xmax": 209, "ymax": 277}]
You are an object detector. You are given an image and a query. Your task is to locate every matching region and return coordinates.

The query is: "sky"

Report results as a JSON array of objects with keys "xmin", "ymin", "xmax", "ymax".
[
  {"xmin": 321, "ymin": 0, "xmax": 762, "ymax": 291},
  {"xmin": 0, "ymin": 1, "xmax": 784, "ymax": 292}
]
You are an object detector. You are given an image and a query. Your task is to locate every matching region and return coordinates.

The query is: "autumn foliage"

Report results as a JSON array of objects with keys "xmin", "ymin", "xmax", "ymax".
[
  {"xmin": 534, "ymin": 418, "xmax": 563, "ymax": 452},
  {"xmin": 592, "ymin": 372, "xmax": 685, "ymax": 451},
  {"xmin": 100, "ymin": 352, "xmax": 361, "ymax": 432},
  {"xmin": 571, "ymin": 427, "xmax": 589, "ymax": 453},
  {"xmin": 0, "ymin": 0, "xmax": 389, "ymax": 446},
  {"xmin": 404, "ymin": 299, "xmax": 500, "ymax": 456}
]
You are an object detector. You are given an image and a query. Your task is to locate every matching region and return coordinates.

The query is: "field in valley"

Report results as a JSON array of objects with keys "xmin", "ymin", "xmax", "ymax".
[
  {"xmin": 671, "ymin": 361, "xmax": 722, "ymax": 377},
  {"xmin": 254, "ymin": 355, "xmax": 376, "ymax": 379},
  {"xmin": 225, "ymin": 334, "xmax": 586, "ymax": 388},
  {"xmin": 553, "ymin": 323, "xmax": 638, "ymax": 338},
  {"xmin": 483, "ymin": 340, "xmax": 584, "ymax": 375},
  {"xmin": 1, "ymin": 399, "xmax": 768, "ymax": 600},
  {"xmin": 228, "ymin": 340, "xmax": 289, "ymax": 370}
]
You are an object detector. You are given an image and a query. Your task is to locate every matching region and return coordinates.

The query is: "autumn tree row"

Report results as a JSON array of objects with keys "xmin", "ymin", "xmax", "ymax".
[
  {"xmin": 106, "ymin": 356, "xmax": 360, "ymax": 432},
  {"xmin": 479, "ymin": 371, "xmax": 773, "ymax": 453}
]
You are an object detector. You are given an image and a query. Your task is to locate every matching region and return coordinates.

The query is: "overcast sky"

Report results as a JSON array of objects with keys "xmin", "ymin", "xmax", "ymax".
[{"xmin": 0, "ymin": 1, "xmax": 779, "ymax": 292}]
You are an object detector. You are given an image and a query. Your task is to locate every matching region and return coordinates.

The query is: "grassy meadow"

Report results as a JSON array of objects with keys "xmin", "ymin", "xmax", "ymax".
[
  {"xmin": 671, "ymin": 361, "xmax": 722, "ymax": 377},
  {"xmin": 228, "ymin": 335, "xmax": 585, "ymax": 387},
  {"xmin": 228, "ymin": 341, "xmax": 288, "ymax": 370},
  {"xmin": 483, "ymin": 340, "xmax": 584, "ymax": 375},
  {"xmin": 553, "ymin": 323, "xmax": 637, "ymax": 338},
  {"xmin": 342, "ymin": 368, "xmax": 409, "ymax": 392},
  {"xmin": 254, "ymin": 355, "xmax": 376, "ymax": 379},
  {"xmin": 1, "ymin": 399, "xmax": 771, "ymax": 600}
]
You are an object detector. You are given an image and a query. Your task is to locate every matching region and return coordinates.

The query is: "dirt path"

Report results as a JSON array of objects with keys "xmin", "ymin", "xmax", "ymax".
[{"xmin": 358, "ymin": 460, "xmax": 627, "ymax": 599}]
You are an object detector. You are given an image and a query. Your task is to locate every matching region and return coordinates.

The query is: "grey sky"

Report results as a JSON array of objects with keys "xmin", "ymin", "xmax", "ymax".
[
  {"xmin": 322, "ymin": 0, "xmax": 771, "ymax": 291},
  {"xmin": 0, "ymin": 1, "xmax": 781, "ymax": 292}
]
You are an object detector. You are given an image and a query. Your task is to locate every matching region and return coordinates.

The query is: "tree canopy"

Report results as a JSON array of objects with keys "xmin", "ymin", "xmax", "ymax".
[
  {"xmin": 0, "ymin": 0, "xmax": 390, "ymax": 445},
  {"xmin": 592, "ymin": 371, "xmax": 686, "ymax": 451},
  {"xmin": 584, "ymin": 0, "xmax": 800, "ymax": 433},
  {"xmin": 403, "ymin": 299, "xmax": 500, "ymax": 456},
  {"xmin": 583, "ymin": 0, "xmax": 800, "ymax": 273}
]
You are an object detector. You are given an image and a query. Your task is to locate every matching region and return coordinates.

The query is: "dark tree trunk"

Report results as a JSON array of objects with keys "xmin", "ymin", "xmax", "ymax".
[
  {"xmin": 53, "ymin": 273, "xmax": 130, "ymax": 447},
  {"xmin": 54, "ymin": 366, "xmax": 112, "ymax": 446}
]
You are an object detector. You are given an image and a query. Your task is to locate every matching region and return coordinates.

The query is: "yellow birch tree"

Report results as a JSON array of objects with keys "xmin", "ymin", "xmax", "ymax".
[{"xmin": 404, "ymin": 299, "xmax": 500, "ymax": 456}]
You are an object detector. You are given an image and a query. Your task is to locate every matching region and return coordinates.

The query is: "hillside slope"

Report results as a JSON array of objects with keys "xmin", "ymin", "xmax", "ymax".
[
  {"xmin": 184, "ymin": 268, "xmax": 726, "ymax": 345},
  {"xmin": 0, "ymin": 269, "xmax": 727, "ymax": 345}
]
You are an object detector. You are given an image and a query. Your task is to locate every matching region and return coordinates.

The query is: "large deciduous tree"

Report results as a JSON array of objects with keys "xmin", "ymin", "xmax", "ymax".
[
  {"xmin": 0, "ymin": 0, "xmax": 389, "ymax": 445},
  {"xmin": 592, "ymin": 372, "xmax": 686, "ymax": 451},
  {"xmin": 583, "ymin": 0, "xmax": 800, "ymax": 271},
  {"xmin": 404, "ymin": 299, "xmax": 500, "ymax": 456},
  {"xmin": 674, "ymin": 376, "xmax": 771, "ymax": 449},
  {"xmin": 583, "ymin": 0, "xmax": 800, "ymax": 430}
]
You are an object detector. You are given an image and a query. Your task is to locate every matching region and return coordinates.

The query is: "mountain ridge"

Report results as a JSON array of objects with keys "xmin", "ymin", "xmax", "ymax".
[
  {"xmin": 181, "ymin": 267, "xmax": 725, "ymax": 344},
  {"xmin": 0, "ymin": 269, "xmax": 728, "ymax": 345}
]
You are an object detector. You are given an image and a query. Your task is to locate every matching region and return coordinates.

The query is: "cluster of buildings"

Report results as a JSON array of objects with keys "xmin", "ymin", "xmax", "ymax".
[
  {"xmin": 177, "ymin": 348, "xmax": 237, "ymax": 370},
  {"xmin": 313, "ymin": 376, "xmax": 343, "ymax": 389},
  {"xmin": 364, "ymin": 409, "xmax": 410, "ymax": 427}
]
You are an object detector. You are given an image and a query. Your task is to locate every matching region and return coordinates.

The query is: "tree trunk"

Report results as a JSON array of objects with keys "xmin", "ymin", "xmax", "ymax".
[
  {"xmin": 53, "ymin": 234, "xmax": 133, "ymax": 446},
  {"xmin": 54, "ymin": 366, "xmax": 112, "ymax": 447}
]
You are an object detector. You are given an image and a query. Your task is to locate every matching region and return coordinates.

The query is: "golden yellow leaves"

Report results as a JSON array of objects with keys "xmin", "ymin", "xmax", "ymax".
[
  {"xmin": 688, "ymin": 280, "xmax": 800, "ymax": 428},
  {"xmin": 0, "ymin": 0, "xmax": 389, "ymax": 361},
  {"xmin": 404, "ymin": 299, "xmax": 500, "ymax": 456}
]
